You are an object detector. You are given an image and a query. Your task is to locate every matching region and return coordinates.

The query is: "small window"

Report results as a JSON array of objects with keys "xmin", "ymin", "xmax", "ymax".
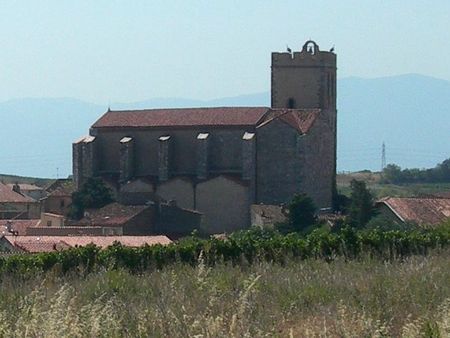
[
  {"xmin": 47, "ymin": 221, "xmax": 52, "ymax": 227},
  {"xmin": 60, "ymin": 199, "xmax": 65, "ymax": 208},
  {"xmin": 288, "ymin": 98, "xmax": 296, "ymax": 108}
]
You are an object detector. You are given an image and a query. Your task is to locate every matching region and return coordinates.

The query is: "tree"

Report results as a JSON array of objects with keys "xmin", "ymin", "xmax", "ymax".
[
  {"xmin": 381, "ymin": 158, "xmax": 450, "ymax": 184},
  {"xmin": 69, "ymin": 178, "xmax": 114, "ymax": 220},
  {"xmin": 436, "ymin": 158, "xmax": 450, "ymax": 182},
  {"xmin": 333, "ymin": 193, "xmax": 351, "ymax": 214},
  {"xmin": 277, "ymin": 193, "xmax": 317, "ymax": 233},
  {"xmin": 347, "ymin": 179, "xmax": 375, "ymax": 228},
  {"xmin": 382, "ymin": 164, "xmax": 402, "ymax": 183}
]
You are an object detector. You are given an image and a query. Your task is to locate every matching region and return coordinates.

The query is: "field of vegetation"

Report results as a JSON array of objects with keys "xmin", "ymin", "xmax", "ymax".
[
  {"xmin": 337, "ymin": 171, "xmax": 450, "ymax": 198},
  {"xmin": 0, "ymin": 160, "xmax": 448, "ymax": 336},
  {"xmin": 337, "ymin": 157, "xmax": 450, "ymax": 199},
  {"xmin": 2, "ymin": 225, "xmax": 449, "ymax": 275},
  {"xmin": 0, "ymin": 225, "xmax": 449, "ymax": 337},
  {"xmin": 0, "ymin": 249, "xmax": 448, "ymax": 337}
]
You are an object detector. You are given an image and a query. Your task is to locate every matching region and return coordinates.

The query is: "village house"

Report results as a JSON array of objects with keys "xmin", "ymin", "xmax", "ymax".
[
  {"xmin": 74, "ymin": 201, "xmax": 203, "ymax": 238},
  {"xmin": 40, "ymin": 179, "xmax": 74, "ymax": 216},
  {"xmin": 6, "ymin": 183, "xmax": 45, "ymax": 201},
  {"xmin": 0, "ymin": 182, "xmax": 40, "ymax": 219},
  {"xmin": 376, "ymin": 197, "xmax": 450, "ymax": 226}
]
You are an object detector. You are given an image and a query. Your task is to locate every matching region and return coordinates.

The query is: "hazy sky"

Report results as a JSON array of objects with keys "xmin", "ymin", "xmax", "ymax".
[{"xmin": 1, "ymin": 1, "xmax": 450, "ymax": 103}]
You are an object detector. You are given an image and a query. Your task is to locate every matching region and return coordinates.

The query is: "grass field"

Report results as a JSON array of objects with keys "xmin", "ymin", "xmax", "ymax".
[
  {"xmin": 0, "ymin": 250, "xmax": 448, "ymax": 337},
  {"xmin": 337, "ymin": 172, "xmax": 450, "ymax": 198}
]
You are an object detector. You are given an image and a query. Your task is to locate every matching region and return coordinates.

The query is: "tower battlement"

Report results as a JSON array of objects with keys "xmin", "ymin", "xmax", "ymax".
[
  {"xmin": 272, "ymin": 41, "xmax": 336, "ymax": 67},
  {"xmin": 271, "ymin": 40, "xmax": 336, "ymax": 110}
]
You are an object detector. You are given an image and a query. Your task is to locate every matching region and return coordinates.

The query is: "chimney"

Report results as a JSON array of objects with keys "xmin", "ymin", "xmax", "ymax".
[
  {"xmin": 12, "ymin": 183, "xmax": 21, "ymax": 194},
  {"xmin": 5, "ymin": 221, "xmax": 12, "ymax": 232}
]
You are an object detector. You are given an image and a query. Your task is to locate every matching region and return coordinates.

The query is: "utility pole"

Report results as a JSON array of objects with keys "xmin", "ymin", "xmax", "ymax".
[{"xmin": 381, "ymin": 142, "xmax": 386, "ymax": 172}]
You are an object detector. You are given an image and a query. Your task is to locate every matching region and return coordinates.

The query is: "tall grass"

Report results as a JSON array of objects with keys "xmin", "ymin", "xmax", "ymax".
[{"xmin": 0, "ymin": 250, "xmax": 448, "ymax": 337}]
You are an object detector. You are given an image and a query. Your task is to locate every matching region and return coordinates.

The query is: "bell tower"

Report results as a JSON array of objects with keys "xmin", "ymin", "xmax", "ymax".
[{"xmin": 271, "ymin": 40, "xmax": 336, "ymax": 110}]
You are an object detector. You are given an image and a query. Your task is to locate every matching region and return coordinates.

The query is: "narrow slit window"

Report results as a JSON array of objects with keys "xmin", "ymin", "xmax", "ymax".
[{"xmin": 288, "ymin": 98, "xmax": 295, "ymax": 108}]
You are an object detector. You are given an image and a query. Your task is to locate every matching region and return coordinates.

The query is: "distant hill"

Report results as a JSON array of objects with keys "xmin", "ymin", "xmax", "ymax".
[
  {"xmin": 0, "ymin": 174, "xmax": 53, "ymax": 187},
  {"xmin": 338, "ymin": 74, "xmax": 450, "ymax": 172},
  {"xmin": 113, "ymin": 92, "xmax": 270, "ymax": 110},
  {"xmin": 0, "ymin": 74, "xmax": 449, "ymax": 177},
  {"xmin": 0, "ymin": 98, "xmax": 104, "ymax": 178}
]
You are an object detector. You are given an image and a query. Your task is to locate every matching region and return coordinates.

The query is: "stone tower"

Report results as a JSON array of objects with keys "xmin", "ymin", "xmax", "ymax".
[
  {"xmin": 271, "ymin": 40, "xmax": 336, "ymax": 110},
  {"xmin": 270, "ymin": 40, "xmax": 337, "ymax": 208}
]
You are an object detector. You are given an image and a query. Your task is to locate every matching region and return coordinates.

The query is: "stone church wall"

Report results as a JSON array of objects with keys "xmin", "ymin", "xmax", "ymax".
[
  {"xmin": 91, "ymin": 127, "xmax": 251, "ymax": 179},
  {"xmin": 208, "ymin": 129, "xmax": 244, "ymax": 172},
  {"xmin": 256, "ymin": 119, "xmax": 303, "ymax": 205},
  {"xmin": 156, "ymin": 177, "xmax": 195, "ymax": 210},
  {"xmin": 256, "ymin": 111, "xmax": 335, "ymax": 209},
  {"xmin": 196, "ymin": 175, "xmax": 249, "ymax": 234},
  {"xmin": 299, "ymin": 110, "xmax": 335, "ymax": 209}
]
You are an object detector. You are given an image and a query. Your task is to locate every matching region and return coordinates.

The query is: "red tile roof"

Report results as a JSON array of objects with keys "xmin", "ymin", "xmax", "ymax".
[
  {"xmin": 46, "ymin": 186, "xmax": 74, "ymax": 198},
  {"xmin": 91, "ymin": 107, "xmax": 322, "ymax": 136},
  {"xmin": 0, "ymin": 182, "xmax": 37, "ymax": 203},
  {"xmin": 8, "ymin": 235, "xmax": 172, "ymax": 252},
  {"xmin": 44, "ymin": 179, "xmax": 75, "ymax": 197},
  {"xmin": 92, "ymin": 107, "xmax": 270, "ymax": 129},
  {"xmin": 6, "ymin": 184, "xmax": 43, "ymax": 191},
  {"xmin": 378, "ymin": 197, "xmax": 450, "ymax": 225},
  {"xmin": 0, "ymin": 219, "xmax": 40, "ymax": 236},
  {"xmin": 62, "ymin": 235, "xmax": 172, "ymax": 248},
  {"xmin": 257, "ymin": 109, "xmax": 321, "ymax": 134},
  {"xmin": 78, "ymin": 203, "xmax": 149, "ymax": 226},
  {"xmin": 14, "ymin": 241, "xmax": 71, "ymax": 253}
]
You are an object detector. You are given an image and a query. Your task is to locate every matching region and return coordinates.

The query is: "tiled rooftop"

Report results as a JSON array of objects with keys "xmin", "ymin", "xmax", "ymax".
[
  {"xmin": 14, "ymin": 241, "xmax": 71, "ymax": 253},
  {"xmin": 0, "ymin": 219, "xmax": 40, "ymax": 236},
  {"xmin": 91, "ymin": 107, "xmax": 322, "ymax": 134},
  {"xmin": 78, "ymin": 203, "xmax": 150, "ymax": 226},
  {"xmin": 44, "ymin": 179, "xmax": 75, "ymax": 197},
  {"xmin": 0, "ymin": 182, "xmax": 37, "ymax": 203},
  {"xmin": 92, "ymin": 107, "xmax": 270, "ymax": 129},
  {"xmin": 8, "ymin": 235, "xmax": 172, "ymax": 252},
  {"xmin": 258, "ymin": 108, "xmax": 321, "ymax": 134},
  {"xmin": 6, "ymin": 183, "xmax": 43, "ymax": 191},
  {"xmin": 378, "ymin": 197, "xmax": 450, "ymax": 225}
]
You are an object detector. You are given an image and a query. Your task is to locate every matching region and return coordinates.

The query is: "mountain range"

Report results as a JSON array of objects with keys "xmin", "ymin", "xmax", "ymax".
[{"xmin": 1, "ymin": 74, "xmax": 449, "ymax": 178}]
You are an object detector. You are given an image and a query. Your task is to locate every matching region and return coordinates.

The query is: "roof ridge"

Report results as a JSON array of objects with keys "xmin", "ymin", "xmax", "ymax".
[
  {"xmin": 109, "ymin": 106, "xmax": 269, "ymax": 112},
  {"xmin": 92, "ymin": 107, "xmax": 271, "ymax": 129}
]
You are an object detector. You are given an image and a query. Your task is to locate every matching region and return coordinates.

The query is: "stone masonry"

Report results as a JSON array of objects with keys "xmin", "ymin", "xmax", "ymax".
[{"xmin": 73, "ymin": 40, "xmax": 337, "ymax": 233}]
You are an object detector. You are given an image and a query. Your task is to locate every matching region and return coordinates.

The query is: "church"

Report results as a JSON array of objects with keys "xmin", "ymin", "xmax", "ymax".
[{"xmin": 73, "ymin": 40, "xmax": 337, "ymax": 234}]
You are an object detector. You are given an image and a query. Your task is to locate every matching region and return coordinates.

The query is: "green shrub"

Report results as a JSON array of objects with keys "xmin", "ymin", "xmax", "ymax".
[{"xmin": 0, "ymin": 223, "xmax": 449, "ymax": 277}]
